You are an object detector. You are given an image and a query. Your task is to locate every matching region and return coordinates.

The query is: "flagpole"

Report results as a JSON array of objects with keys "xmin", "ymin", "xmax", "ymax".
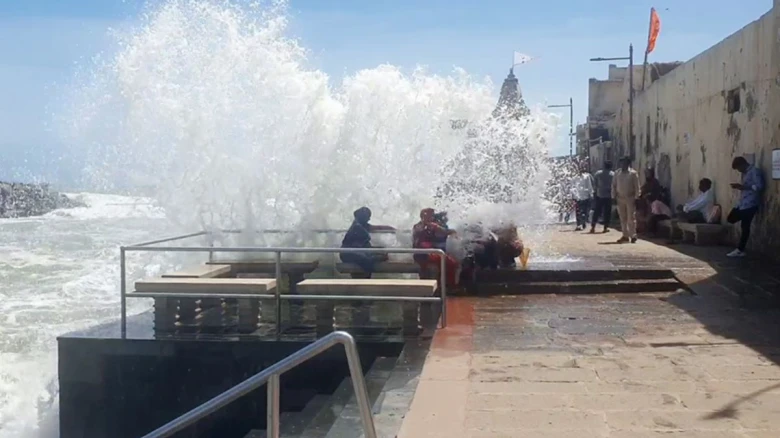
[{"xmin": 641, "ymin": 8, "xmax": 654, "ymax": 91}]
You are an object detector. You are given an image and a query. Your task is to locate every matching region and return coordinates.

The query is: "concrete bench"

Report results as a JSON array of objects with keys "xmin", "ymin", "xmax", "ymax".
[
  {"xmin": 297, "ymin": 279, "xmax": 438, "ymax": 336},
  {"xmin": 208, "ymin": 260, "xmax": 321, "ymax": 327},
  {"xmin": 162, "ymin": 264, "xmax": 232, "ymax": 278},
  {"xmin": 657, "ymin": 219, "xmax": 682, "ymax": 240},
  {"xmin": 335, "ymin": 261, "xmax": 420, "ymax": 275},
  {"xmin": 677, "ymin": 222, "xmax": 730, "ymax": 245},
  {"xmin": 135, "ymin": 278, "xmax": 276, "ymax": 333}
]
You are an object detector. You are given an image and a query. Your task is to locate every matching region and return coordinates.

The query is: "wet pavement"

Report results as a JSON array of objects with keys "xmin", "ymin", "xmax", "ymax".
[{"xmin": 398, "ymin": 229, "xmax": 780, "ymax": 437}]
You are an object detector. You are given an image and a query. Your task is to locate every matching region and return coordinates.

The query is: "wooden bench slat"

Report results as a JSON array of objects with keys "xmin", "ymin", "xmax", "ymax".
[
  {"xmin": 336, "ymin": 262, "xmax": 419, "ymax": 274},
  {"xmin": 162, "ymin": 264, "xmax": 232, "ymax": 278},
  {"xmin": 208, "ymin": 260, "xmax": 320, "ymax": 273},
  {"xmin": 297, "ymin": 279, "xmax": 437, "ymax": 297},
  {"xmin": 135, "ymin": 278, "xmax": 277, "ymax": 293}
]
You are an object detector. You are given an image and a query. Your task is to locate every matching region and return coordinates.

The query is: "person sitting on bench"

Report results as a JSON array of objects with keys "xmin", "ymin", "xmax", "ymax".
[
  {"xmin": 676, "ymin": 178, "xmax": 714, "ymax": 224},
  {"xmin": 412, "ymin": 208, "xmax": 459, "ymax": 286},
  {"xmin": 340, "ymin": 207, "xmax": 395, "ymax": 277},
  {"xmin": 647, "ymin": 196, "xmax": 673, "ymax": 234}
]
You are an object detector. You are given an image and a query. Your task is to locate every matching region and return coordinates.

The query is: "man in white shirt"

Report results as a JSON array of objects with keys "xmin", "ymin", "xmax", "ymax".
[
  {"xmin": 676, "ymin": 178, "xmax": 714, "ymax": 223},
  {"xmin": 611, "ymin": 156, "xmax": 641, "ymax": 243},
  {"xmin": 570, "ymin": 163, "xmax": 594, "ymax": 231}
]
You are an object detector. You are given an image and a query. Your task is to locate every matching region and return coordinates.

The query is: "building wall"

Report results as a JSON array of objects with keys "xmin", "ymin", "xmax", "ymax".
[
  {"xmin": 611, "ymin": 6, "xmax": 780, "ymax": 255},
  {"xmin": 588, "ymin": 78, "xmax": 623, "ymax": 123}
]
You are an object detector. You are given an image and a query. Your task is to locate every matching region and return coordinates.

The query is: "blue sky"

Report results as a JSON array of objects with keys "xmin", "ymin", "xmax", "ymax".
[{"xmin": 0, "ymin": 0, "xmax": 772, "ymax": 183}]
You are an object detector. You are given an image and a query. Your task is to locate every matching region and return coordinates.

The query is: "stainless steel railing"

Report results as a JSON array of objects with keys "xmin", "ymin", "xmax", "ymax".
[
  {"xmin": 120, "ymin": 230, "xmax": 448, "ymax": 337},
  {"xmin": 140, "ymin": 331, "xmax": 377, "ymax": 438}
]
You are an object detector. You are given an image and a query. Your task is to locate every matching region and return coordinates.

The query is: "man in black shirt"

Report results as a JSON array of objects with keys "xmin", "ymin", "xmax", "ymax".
[{"xmin": 340, "ymin": 207, "xmax": 395, "ymax": 276}]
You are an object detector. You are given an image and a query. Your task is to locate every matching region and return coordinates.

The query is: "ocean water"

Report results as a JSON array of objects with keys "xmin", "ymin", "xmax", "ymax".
[{"xmin": 0, "ymin": 193, "xmax": 173, "ymax": 437}]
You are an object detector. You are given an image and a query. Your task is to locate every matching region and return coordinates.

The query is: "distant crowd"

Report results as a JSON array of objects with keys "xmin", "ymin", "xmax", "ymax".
[{"xmin": 560, "ymin": 155, "xmax": 765, "ymax": 257}]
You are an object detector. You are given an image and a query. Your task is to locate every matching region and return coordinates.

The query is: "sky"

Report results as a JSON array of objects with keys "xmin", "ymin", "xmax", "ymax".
[{"xmin": 0, "ymin": 0, "xmax": 773, "ymax": 183}]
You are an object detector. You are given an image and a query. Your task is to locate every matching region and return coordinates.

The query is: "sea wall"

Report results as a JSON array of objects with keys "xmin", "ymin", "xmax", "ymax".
[
  {"xmin": 610, "ymin": 5, "xmax": 780, "ymax": 255},
  {"xmin": 0, "ymin": 182, "xmax": 84, "ymax": 218}
]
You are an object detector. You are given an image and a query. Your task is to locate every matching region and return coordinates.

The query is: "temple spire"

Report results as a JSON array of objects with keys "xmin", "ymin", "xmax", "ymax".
[{"xmin": 493, "ymin": 68, "xmax": 529, "ymax": 119}]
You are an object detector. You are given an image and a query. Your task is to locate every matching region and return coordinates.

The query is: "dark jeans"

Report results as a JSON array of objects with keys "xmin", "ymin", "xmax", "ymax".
[
  {"xmin": 340, "ymin": 251, "xmax": 388, "ymax": 277},
  {"xmin": 681, "ymin": 210, "xmax": 705, "ymax": 224},
  {"xmin": 727, "ymin": 207, "xmax": 758, "ymax": 251},
  {"xmin": 648, "ymin": 214, "xmax": 670, "ymax": 233},
  {"xmin": 591, "ymin": 197, "xmax": 612, "ymax": 229},
  {"xmin": 575, "ymin": 199, "xmax": 591, "ymax": 227}
]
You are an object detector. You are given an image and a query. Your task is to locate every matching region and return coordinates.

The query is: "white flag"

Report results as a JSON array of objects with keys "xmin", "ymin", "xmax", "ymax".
[{"xmin": 513, "ymin": 52, "xmax": 534, "ymax": 66}]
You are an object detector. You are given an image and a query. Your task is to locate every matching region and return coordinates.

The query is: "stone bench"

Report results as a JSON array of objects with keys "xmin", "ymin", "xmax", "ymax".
[
  {"xmin": 677, "ymin": 222, "xmax": 730, "ymax": 245},
  {"xmin": 297, "ymin": 279, "xmax": 438, "ymax": 336},
  {"xmin": 335, "ymin": 261, "xmax": 420, "ymax": 276},
  {"xmin": 657, "ymin": 219, "xmax": 682, "ymax": 240},
  {"xmin": 162, "ymin": 264, "xmax": 232, "ymax": 278},
  {"xmin": 208, "ymin": 260, "xmax": 321, "ymax": 327},
  {"xmin": 135, "ymin": 278, "xmax": 277, "ymax": 333}
]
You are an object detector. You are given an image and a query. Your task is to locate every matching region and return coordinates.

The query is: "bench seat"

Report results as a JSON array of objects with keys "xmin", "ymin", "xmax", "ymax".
[
  {"xmin": 297, "ymin": 279, "xmax": 437, "ymax": 297},
  {"xmin": 676, "ymin": 222, "xmax": 729, "ymax": 245},
  {"xmin": 135, "ymin": 278, "xmax": 277, "ymax": 294},
  {"xmin": 207, "ymin": 260, "xmax": 319, "ymax": 274},
  {"xmin": 336, "ymin": 261, "xmax": 420, "ymax": 274},
  {"xmin": 162, "ymin": 264, "xmax": 232, "ymax": 278},
  {"xmin": 657, "ymin": 219, "xmax": 681, "ymax": 240}
]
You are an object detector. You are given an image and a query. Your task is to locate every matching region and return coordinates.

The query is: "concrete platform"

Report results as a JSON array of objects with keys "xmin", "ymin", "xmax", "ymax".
[{"xmin": 398, "ymin": 228, "xmax": 780, "ymax": 437}]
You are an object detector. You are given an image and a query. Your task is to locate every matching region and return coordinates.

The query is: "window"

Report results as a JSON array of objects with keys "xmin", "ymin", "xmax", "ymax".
[{"xmin": 727, "ymin": 88, "xmax": 741, "ymax": 114}]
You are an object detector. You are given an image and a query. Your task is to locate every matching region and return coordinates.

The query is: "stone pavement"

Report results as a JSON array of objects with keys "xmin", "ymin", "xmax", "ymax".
[{"xmin": 397, "ymin": 229, "xmax": 780, "ymax": 437}]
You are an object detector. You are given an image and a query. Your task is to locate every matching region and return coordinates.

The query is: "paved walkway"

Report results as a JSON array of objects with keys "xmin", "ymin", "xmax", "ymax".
[{"xmin": 397, "ymin": 229, "xmax": 780, "ymax": 437}]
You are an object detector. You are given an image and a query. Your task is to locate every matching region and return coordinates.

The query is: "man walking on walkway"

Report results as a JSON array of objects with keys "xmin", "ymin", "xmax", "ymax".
[
  {"xmin": 727, "ymin": 156, "xmax": 765, "ymax": 257},
  {"xmin": 571, "ymin": 162, "xmax": 594, "ymax": 231},
  {"xmin": 590, "ymin": 161, "xmax": 614, "ymax": 234},
  {"xmin": 611, "ymin": 156, "xmax": 640, "ymax": 243}
]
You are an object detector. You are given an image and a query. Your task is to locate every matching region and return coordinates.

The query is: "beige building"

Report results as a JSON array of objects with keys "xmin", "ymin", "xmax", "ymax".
[{"xmin": 603, "ymin": 2, "xmax": 780, "ymax": 256}]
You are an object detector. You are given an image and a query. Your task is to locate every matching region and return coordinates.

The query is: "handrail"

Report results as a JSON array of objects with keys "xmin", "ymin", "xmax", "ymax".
[
  {"xmin": 140, "ymin": 331, "xmax": 377, "ymax": 438},
  {"xmin": 120, "ymin": 242, "xmax": 448, "ymax": 337}
]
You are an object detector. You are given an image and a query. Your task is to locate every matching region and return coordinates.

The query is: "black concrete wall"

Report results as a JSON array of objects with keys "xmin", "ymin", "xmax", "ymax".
[{"xmin": 58, "ymin": 337, "xmax": 402, "ymax": 438}]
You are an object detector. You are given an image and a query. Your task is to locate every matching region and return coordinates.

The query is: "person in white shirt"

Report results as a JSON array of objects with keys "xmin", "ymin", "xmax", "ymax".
[
  {"xmin": 676, "ymin": 178, "xmax": 714, "ymax": 223},
  {"xmin": 611, "ymin": 156, "xmax": 641, "ymax": 243},
  {"xmin": 570, "ymin": 163, "xmax": 594, "ymax": 231}
]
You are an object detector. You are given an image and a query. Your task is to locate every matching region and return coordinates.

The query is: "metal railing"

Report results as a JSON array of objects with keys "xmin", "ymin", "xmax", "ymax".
[
  {"xmin": 141, "ymin": 331, "xmax": 376, "ymax": 438},
  {"xmin": 120, "ymin": 230, "xmax": 448, "ymax": 337}
]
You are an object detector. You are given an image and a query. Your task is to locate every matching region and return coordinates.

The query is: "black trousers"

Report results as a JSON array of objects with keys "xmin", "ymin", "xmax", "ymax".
[
  {"xmin": 575, "ymin": 199, "xmax": 591, "ymax": 227},
  {"xmin": 591, "ymin": 197, "xmax": 612, "ymax": 228},
  {"xmin": 727, "ymin": 207, "xmax": 758, "ymax": 251}
]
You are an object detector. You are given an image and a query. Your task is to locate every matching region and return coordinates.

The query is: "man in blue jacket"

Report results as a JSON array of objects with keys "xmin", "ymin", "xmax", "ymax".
[{"xmin": 727, "ymin": 156, "xmax": 765, "ymax": 258}]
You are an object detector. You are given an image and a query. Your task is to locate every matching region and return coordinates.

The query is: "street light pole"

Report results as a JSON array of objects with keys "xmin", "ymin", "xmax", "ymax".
[
  {"xmin": 589, "ymin": 44, "xmax": 635, "ymax": 158},
  {"xmin": 548, "ymin": 98, "xmax": 574, "ymax": 157}
]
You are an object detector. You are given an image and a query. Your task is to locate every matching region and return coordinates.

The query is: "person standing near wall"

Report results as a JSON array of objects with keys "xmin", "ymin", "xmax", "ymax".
[
  {"xmin": 611, "ymin": 156, "xmax": 641, "ymax": 243},
  {"xmin": 726, "ymin": 156, "xmax": 765, "ymax": 258},
  {"xmin": 590, "ymin": 161, "xmax": 615, "ymax": 234}
]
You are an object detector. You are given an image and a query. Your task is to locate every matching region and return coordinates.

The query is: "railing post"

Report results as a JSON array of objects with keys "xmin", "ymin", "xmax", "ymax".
[
  {"xmin": 207, "ymin": 230, "xmax": 215, "ymax": 263},
  {"xmin": 342, "ymin": 336, "xmax": 378, "ymax": 438},
  {"xmin": 275, "ymin": 251, "xmax": 282, "ymax": 338},
  {"xmin": 439, "ymin": 250, "xmax": 447, "ymax": 328},
  {"xmin": 266, "ymin": 374, "xmax": 280, "ymax": 438},
  {"xmin": 120, "ymin": 247, "xmax": 127, "ymax": 338}
]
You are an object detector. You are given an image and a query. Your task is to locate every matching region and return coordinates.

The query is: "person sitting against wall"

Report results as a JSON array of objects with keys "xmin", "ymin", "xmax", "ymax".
[
  {"xmin": 646, "ymin": 195, "xmax": 673, "ymax": 234},
  {"xmin": 676, "ymin": 178, "xmax": 716, "ymax": 224},
  {"xmin": 637, "ymin": 168, "xmax": 665, "ymax": 233},
  {"xmin": 412, "ymin": 208, "xmax": 459, "ymax": 286},
  {"xmin": 340, "ymin": 207, "xmax": 395, "ymax": 278}
]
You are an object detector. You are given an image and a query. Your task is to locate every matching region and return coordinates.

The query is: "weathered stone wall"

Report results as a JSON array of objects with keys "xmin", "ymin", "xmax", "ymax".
[{"xmin": 611, "ymin": 6, "xmax": 780, "ymax": 255}]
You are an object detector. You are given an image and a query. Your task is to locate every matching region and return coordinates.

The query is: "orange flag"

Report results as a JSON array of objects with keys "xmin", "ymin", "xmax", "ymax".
[{"xmin": 646, "ymin": 7, "xmax": 661, "ymax": 54}]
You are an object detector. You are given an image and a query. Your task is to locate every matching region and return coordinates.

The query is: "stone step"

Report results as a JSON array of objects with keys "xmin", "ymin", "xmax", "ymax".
[
  {"xmin": 474, "ymin": 278, "xmax": 684, "ymax": 295},
  {"xmin": 300, "ymin": 357, "xmax": 398, "ymax": 438},
  {"xmin": 243, "ymin": 394, "xmax": 330, "ymax": 438},
  {"xmin": 475, "ymin": 267, "xmax": 676, "ymax": 283}
]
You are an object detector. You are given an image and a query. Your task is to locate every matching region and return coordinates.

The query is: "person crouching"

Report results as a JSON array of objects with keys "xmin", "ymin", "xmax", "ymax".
[{"xmin": 412, "ymin": 208, "xmax": 459, "ymax": 286}]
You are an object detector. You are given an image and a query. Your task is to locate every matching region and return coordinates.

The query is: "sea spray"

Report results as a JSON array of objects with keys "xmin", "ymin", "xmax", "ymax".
[{"xmin": 63, "ymin": 0, "xmax": 557, "ymax": 247}]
